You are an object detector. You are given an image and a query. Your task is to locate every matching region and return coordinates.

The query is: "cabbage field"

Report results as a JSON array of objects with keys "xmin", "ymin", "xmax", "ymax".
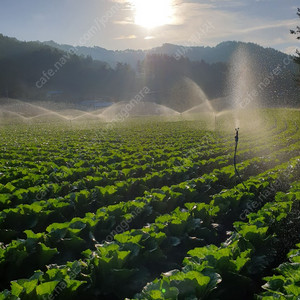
[{"xmin": 0, "ymin": 109, "xmax": 299, "ymax": 300}]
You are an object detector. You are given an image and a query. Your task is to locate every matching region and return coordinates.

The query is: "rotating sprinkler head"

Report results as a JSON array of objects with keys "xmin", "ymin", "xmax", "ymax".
[
  {"xmin": 235, "ymin": 128, "xmax": 239, "ymax": 143},
  {"xmin": 233, "ymin": 127, "xmax": 246, "ymax": 189}
]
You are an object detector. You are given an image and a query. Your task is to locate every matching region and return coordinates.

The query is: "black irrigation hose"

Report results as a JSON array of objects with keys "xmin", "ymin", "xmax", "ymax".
[{"xmin": 234, "ymin": 128, "xmax": 246, "ymax": 189}]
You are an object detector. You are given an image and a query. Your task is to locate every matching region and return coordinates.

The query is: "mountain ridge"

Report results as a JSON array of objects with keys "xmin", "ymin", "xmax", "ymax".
[{"xmin": 42, "ymin": 39, "xmax": 290, "ymax": 68}]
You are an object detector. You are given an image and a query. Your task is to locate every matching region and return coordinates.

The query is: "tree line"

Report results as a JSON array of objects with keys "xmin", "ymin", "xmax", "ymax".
[{"xmin": 0, "ymin": 33, "xmax": 299, "ymax": 108}]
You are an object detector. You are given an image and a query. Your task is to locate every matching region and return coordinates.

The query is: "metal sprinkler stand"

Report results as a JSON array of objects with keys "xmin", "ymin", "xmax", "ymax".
[{"xmin": 234, "ymin": 128, "xmax": 246, "ymax": 188}]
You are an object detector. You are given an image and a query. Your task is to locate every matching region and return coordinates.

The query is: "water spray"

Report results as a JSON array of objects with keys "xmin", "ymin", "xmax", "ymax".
[
  {"xmin": 234, "ymin": 128, "xmax": 246, "ymax": 188},
  {"xmin": 214, "ymin": 113, "xmax": 217, "ymax": 131}
]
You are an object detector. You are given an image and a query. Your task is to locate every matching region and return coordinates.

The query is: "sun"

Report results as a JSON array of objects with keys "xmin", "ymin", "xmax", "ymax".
[{"xmin": 131, "ymin": 0, "xmax": 174, "ymax": 29}]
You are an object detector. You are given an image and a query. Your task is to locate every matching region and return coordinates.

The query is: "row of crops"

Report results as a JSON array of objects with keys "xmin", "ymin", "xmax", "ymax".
[{"xmin": 0, "ymin": 109, "xmax": 299, "ymax": 299}]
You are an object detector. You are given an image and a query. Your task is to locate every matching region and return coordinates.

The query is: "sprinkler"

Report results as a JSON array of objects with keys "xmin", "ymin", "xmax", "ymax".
[{"xmin": 234, "ymin": 128, "xmax": 246, "ymax": 188}]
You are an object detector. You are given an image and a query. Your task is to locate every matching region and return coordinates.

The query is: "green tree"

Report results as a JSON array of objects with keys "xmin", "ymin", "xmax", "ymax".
[
  {"xmin": 291, "ymin": 8, "xmax": 300, "ymax": 83},
  {"xmin": 290, "ymin": 8, "xmax": 300, "ymax": 39}
]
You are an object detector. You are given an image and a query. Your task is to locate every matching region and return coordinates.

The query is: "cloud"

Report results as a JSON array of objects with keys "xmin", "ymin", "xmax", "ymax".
[
  {"xmin": 114, "ymin": 34, "xmax": 137, "ymax": 40},
  {"xmin": 114, "ymin": 20, "xmax": 132, "ymax": 25},
  {"xmin": 234, "ymin": 19, "xmax": 298, "ymax": 34},
  {"xmin": 106, "ymin": 0, "xmax": 298, "ymax": 51},
  {"xmin": 170, "ymin": 2, "xmax": 297, "ymax": 46},
  {"xmin": 176, "ymin": 0, "xmax": 246, "ymax": 9}
]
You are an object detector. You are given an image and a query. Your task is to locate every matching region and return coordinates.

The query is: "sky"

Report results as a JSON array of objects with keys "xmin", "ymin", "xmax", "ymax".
[{"xmin": 0, "ymin": 0, "xmax": 299, "ymax": 54}]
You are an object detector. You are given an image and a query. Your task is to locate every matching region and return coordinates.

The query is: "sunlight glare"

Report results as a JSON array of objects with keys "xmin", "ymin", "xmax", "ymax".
[{"xmin": 131, "ymin": 0, "xmax": 174, "ymax": 29}]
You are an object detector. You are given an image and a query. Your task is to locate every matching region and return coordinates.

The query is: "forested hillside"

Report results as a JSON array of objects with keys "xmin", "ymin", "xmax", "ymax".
[{"xmin": 0, "ymin": 34, "xmax": 299, "ymax": 108}]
